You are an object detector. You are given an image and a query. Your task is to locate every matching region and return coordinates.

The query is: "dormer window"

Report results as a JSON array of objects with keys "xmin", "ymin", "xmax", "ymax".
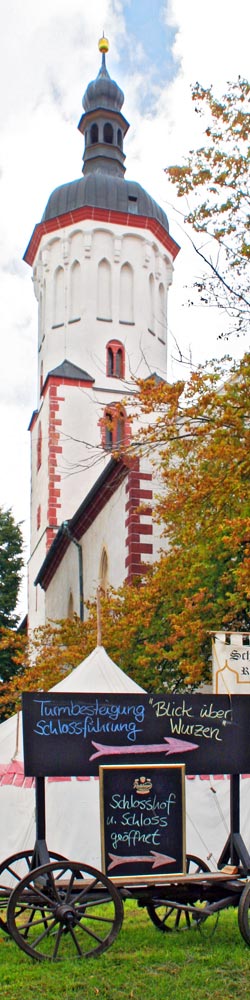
[
  {"xmin": 104, "ymin": 122, "xmax": 113, "ymax": 144},
  {"xmin": 128, "ymin": 195, "xmax": 138, "ymax": 215}
]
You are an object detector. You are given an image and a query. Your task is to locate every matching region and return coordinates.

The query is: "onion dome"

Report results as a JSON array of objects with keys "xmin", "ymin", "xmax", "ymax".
[{"xmin": 83, "ymin": 35, "xmax": 124, "ymax": 114}]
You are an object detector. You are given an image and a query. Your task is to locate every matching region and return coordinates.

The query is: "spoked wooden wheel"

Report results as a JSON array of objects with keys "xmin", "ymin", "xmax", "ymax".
[
  {"xmin": 238, "ymin": 882, "xmax": 250, "ymax": 945},
  {"xmin": 0, "ymin": 850, "xmax": 65, "ymax": 935},
  {"xmin": 7, "ymin": 860, "xmax": 124, "ymax": 960},
  {"xmin": 146, "ymin": 854, "xmax": 211, "ymax": 933}
]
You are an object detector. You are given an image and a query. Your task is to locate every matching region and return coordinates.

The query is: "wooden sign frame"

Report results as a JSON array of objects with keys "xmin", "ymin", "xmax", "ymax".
[
  {"xmin": 22, "ymin": 692, "xmax": 250, "ymax": 777},
  {"xmin": 99, "ymin": 763, "xmax": 186, "ymax": 884}
]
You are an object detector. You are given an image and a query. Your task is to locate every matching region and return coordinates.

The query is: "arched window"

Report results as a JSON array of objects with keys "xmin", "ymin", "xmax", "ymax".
[
  {"xmin": 117, "ymin": 128, "xmax": 122, "ymax": 148},
  {"xmin": 119, "ymin": 262, "xmax": 134, "ymax": 324},
  {"xmin": 103, "ymin": 122, "xmax": 113, "ymax": 144},
  {"xmin": 149, "ymin": 273, "xmax": 155, "ymax": 334},
  {"xmin": 68, "ymin": 591, "xmax": 74, "ymax": 619},
  {"xmin": 158, "ymin": 282, "xmax": 166, "ymax": 341},
  {"xmin": 116, "ymin": 348, "xmax": 123, "ymax": 377},
  {"xmin": 90, "ymin": 123, "xmax": 99, "ymax": 144},
  {"xmin": 106, "ymin": 340, "xmax": 125, "ymax": 378},
  {"xmin": 53, "ymin": 265, "xmax": 64, "ymax": 327},
  {"xmin": 105, "ymin": 409, "xmax": 114, "ymax": 451},
  {"xmin": 99, "ymin": 548, "xmax": 108, "ymax": 595},
  {"xmin": 37, "ymin": 422, "xmax": 42, "ymax": 471},
  {"xmin": 69, "ymin": 260, "xmax": 81, "ymax": 321},
  {"xmin": 101, "ymin": 404, "xmax": 129, "ymax": 452},
  {"xmin": 97, "ymin": 258, "xmax": 112, "ymax": 320},
  {"xmin": 38, "ymin": 290, "xmax": 43, "ymax": 346}
]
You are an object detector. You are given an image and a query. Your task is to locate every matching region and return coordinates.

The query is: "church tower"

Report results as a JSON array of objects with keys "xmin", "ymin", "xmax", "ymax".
[{"xmin": 25, "ymin": 37, "xmax": 179, "ymax": 631}]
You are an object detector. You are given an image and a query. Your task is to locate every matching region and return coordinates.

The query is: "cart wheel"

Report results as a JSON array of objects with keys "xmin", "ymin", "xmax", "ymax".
[
  {"xmin": 0, "ymin": 850, "xmax": 65, "ymax": 936},
  {"xmin": 146, "ymin": 853, "xmax": 211, "ymax": 932},
  {"xmin": 7, "ymin": 860, "xmax": 124, "ymax": 960},
  {"xmin": 238, "ymin": 882, "xmax": 250, "ymax": 945}
]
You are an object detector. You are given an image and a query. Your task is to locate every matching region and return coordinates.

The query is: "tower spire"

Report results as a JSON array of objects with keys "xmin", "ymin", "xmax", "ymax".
[{"xmin": 78, "ymin": 36, "xmax": 129, "ymax": 178}]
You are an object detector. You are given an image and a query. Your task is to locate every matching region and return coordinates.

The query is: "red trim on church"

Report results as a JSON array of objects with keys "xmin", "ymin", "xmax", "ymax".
[
  {"xmin": 24, "ymin": 206, "xmax": 180, "ymax": 266},
  {"xmin": 125, "ymin": 460, "xmax": 153, "ymax": 582},
  {"xmin": 46, "ymin": 384, "xmax": 62, "ymax": 548}
]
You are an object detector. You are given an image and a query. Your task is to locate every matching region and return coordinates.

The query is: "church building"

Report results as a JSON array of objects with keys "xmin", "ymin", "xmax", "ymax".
[{"xmin": 25, "ymin": 37, "xmax": 180, "ymax": 632}]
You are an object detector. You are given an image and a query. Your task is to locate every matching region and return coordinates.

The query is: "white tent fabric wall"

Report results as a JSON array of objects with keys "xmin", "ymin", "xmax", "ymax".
[{"xmin": 1, "ymin": 646, "xmax": 250, "ymax": 870}]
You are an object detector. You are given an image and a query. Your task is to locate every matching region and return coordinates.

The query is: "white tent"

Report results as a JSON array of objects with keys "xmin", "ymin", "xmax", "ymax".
[
  {"xmin": 1, "ymin": 647, "xmax": 250, "ymax": 870},
  {"xmin": 0, "ymin": 646, "xmax": 144, "ymax": 867}
]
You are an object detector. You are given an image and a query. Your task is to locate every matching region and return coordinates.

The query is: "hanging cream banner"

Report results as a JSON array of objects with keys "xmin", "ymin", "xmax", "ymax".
[{"xmin": 212, "ymin": 635, "xmax": 250, "ymax": 694}]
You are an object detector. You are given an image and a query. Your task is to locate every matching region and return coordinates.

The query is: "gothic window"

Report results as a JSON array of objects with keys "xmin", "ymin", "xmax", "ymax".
[
  {"xmin": 97, "ymin": 258, "xmax": 112, "ymax": 320},
  {"xmin": 90, "ymin": 123, "xmax": 99, "ymax": 144},
  {"xmin": 103, "ymin": 122, "xmax": 113, "ymax": 144},
  {"xmin": 99, "ymin": 547, "xmax": 108, "ymax": 595},
  {"xmin": 53, "ymin": 265, "xmax": 64, "ymax": 327},
  {"xmin": 106, "ymin": 340, "xmax": 125, "ymax": 378},
  {"xmin": 119, "ymin": 262, "xmax": 134, "ymax": 324},
  {"xmin": 37, "ymin": 422, "xmax": 42, "ymax": 471},
  {"xmin": 69, "ymin": 260, "xmax": 81, "ymax": 321},
  {"xmin": 158, "ymin": 282, "xmax": 166, "ymax": 341},
  {"xmin": 149, "ymin": 272, "xmax": 155, "ymax": 334}
]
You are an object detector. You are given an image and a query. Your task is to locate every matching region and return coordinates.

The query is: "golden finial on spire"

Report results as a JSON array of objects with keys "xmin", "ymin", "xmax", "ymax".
[{"xmin": 98, "ymin": 33, "xmax": 109, "ymax": 54}]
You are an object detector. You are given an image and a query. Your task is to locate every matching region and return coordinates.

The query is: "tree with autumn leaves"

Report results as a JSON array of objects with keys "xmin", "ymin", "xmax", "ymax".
[
  {"xmin": 166, "ymin": 78, "xmax": 250, "ymax": 338},
  {"xmin": 0, "ymin": 79, "xmax": 249, "ymax": 716},
  {"xmin": 0, "ymin": 351, "xmax": 249, "ymax": 717}
]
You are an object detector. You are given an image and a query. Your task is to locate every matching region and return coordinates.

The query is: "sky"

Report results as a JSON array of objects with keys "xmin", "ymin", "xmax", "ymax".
[{"xmin": 0, "ymin": 0, "xmax": 249, "ymax": 617}]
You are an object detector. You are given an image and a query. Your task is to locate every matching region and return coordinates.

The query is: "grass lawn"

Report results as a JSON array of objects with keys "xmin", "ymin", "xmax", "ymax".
[{"xmin": 0, "ymin": 900, "xmax": 249, "ymax": 1000}]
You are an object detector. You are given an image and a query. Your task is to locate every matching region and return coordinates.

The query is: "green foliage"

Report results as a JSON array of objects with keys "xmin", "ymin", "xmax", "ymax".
[
  {"xmin": 0, "ymin": 507, "xmax": 24, "ymax": 691},
  {"xmin": 0, "ymin": 508, "xmax": 23, "ymax": 629}
]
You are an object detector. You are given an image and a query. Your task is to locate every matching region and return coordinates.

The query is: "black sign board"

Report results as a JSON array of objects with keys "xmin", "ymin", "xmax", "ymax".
[
  {"xmin": 22, "ymin": 692, "xmax": 250, "ymax": 777},
  {"xmin": 99, "ymin": 764, "xmax": 186, "ymax": 883}
]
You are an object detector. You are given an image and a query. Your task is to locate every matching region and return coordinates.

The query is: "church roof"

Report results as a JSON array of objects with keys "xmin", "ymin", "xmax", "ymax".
[
  {"xmin": 82, "ymin": 44, "xmax": 124, "ymax": 114},
  {"xmin": 42, "ymin": 174, "xmax": 170, "ymax": 233},
  {"xmin": 24, "ymin": 39, "xmax": 181, "ymax": 265},
  {"xmin": 46, "ymin": 360, "xmax": 94, "ymax": 383},
  {"xmin": 42, "ymin": 37, "xmax": 169, "ymax": 234}
]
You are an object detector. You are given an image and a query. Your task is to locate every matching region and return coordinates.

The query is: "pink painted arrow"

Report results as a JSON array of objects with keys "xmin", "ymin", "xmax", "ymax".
[
  {"xmin": 90, "ymin": 736, "xmax": 198, "ymax": 761},
  {"xmin": 108, "ymin": 851, "xmax": 176, "ymax": 871}
]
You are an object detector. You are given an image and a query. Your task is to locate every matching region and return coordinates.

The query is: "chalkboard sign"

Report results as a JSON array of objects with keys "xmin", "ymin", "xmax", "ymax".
[
  {"xmin": 99, "ymin": 764, "xmax": 186, "ymax": 883},
  {"xmin": 22, "ymin": 692, "xmax": 250, "ymax": 777}
]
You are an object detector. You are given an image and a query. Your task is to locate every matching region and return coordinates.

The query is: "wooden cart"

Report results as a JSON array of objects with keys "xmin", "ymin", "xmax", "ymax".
[{"xmin": 1, "ymin": 690, "xmax": 250, "ymax": 960}]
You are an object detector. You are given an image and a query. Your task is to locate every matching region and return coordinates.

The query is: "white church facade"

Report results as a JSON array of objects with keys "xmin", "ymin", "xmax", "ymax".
[{"xmin": 25, "ymin": 37, "xmax": 180, "ymax": 632}]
